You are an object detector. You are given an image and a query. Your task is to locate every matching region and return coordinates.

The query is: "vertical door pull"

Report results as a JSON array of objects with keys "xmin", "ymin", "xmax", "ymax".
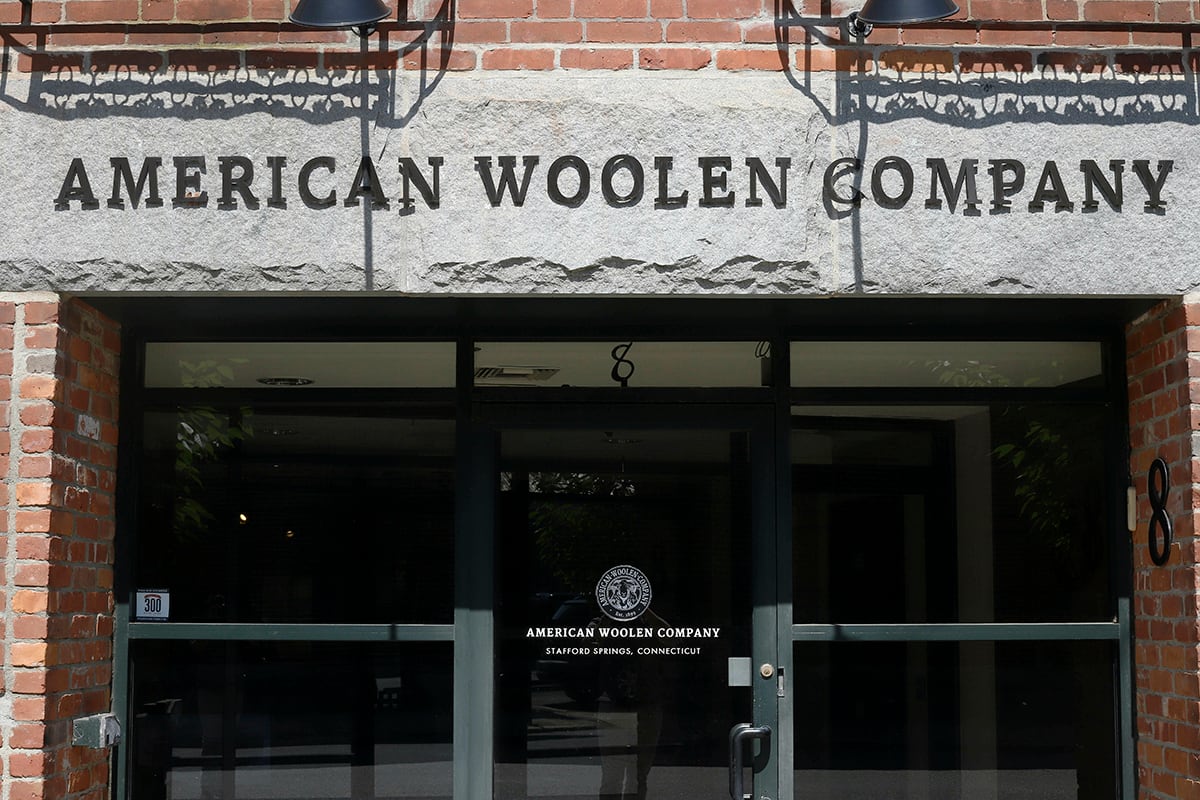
[{"xmin": 728, "ymin": 722, "xmax": 771, "ymax": 800}]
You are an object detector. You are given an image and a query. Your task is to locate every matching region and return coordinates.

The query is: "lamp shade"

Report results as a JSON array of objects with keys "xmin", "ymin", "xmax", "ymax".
[
  {"xmin": 857, "ymin": 0, "xmax": 958, "ymax": 24},
  {"xmin": 289, "ymin": 0, "xmax": 390, "ymax": 28}
]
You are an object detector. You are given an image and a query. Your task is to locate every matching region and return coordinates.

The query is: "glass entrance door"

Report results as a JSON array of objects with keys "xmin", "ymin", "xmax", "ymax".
[{"xmin": 486, "ymin": 408, "xmax": 779, "ymax": 800}]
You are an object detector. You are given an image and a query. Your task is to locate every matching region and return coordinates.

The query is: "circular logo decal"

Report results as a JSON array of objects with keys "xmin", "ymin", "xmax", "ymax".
[{"xmin": 596, "ymin": 565, "xmax": 653, "ymax": 621}]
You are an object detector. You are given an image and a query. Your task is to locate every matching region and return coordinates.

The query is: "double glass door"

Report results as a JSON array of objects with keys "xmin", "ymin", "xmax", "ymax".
[
  {"xmin": 478, "ymin": 400, "xmax": 1124, "ymax": 800},
  {"xmin": 482, "ymin": 405, "xmax": 781, "ymax": 800}
]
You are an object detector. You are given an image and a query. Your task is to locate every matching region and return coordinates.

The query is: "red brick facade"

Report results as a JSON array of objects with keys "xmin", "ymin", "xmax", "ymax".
[
  {"xmin": 1, "ymin": 0, "xmax": 1198, "ymax": 72},
  {"xmin": 0, "ymin": 297, "xmax": 120, "ymax": 800},
  {"xmin": 1127, "ymin": 298, "xmax": 1200, "ymax": 800}
]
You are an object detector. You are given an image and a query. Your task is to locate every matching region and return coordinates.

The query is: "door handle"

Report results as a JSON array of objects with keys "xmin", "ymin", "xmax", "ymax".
[{"xmin": 728, "ymin": 722, "xmax": 771, "ymax": 800}]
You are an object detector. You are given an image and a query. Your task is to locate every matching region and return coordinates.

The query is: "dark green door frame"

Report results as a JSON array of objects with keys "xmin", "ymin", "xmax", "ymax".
[
  {"xmin": 463, "ymin": 402, "xmax": 784, "ymax": 800},
  {"xmin": 110, "ymin": 324, "xmax": 1135, "ymax": 800}
]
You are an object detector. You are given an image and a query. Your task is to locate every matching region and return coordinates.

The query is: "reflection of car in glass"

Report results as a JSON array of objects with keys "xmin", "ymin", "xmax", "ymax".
[{"xmin": 533, "ymin": 596, "xmax": 638, "ymax": 707}]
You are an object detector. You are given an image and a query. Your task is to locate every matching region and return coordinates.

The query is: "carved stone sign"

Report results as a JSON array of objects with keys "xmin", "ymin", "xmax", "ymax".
[
  {"xmin": 1, "ymin": 70, "xmax": 1197, "ymax": 294},
  {"xmin": 55, "ymin": 154, "xmax": 1175, "ymax": 216}
]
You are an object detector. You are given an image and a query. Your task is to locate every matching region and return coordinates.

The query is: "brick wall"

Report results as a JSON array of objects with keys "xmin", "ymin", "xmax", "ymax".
[
  {"xmin": 1127, "ymin": 297, "xmax": 1200, "ymax": 800},
  {"xmin": 0, "ymin": 296, "xmax": 120, "ymax": 800},
  {"xmin": 1, "ymin": 0, "xmax": 1198, "ymax": 72}
]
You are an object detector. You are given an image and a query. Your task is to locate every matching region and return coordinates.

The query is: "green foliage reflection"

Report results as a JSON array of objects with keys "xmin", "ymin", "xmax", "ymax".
[{"xmin": 529, "ymin": 472, "xmax": 636, "ymax": 593}]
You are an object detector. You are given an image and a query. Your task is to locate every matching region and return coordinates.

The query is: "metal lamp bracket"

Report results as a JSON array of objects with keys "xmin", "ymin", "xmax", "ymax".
[{"xmin": 845, "ymin": 12, "xmax": 874, "ymax": 38}]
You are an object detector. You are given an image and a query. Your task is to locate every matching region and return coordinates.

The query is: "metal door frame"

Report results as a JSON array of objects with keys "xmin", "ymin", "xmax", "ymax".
[
  {"xmin": 458, "ymin": 401, "xmax": 784, "ymax": 800},
  {"xmin": 109, "ymin": 310, "xmax": 1134, "ymax": 800}
]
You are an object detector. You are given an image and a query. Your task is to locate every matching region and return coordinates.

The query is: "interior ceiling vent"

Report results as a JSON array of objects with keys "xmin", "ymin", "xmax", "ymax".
[{"xmin": 474, "ymin": 366, "xmax": 560, "ymax": 382}]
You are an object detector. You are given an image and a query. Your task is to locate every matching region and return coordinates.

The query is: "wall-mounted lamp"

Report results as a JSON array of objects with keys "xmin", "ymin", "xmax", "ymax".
[
  {"xmin": 289, "ymin": 0, "xmax": 391, "ymax": 37},
  {"xmin": 845, "ymin": 0, "xmax": 959, "ymax": 38}
]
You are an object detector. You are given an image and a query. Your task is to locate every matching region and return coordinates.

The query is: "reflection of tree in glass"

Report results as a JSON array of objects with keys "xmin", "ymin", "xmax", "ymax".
[
  {"xmin": 928, "ymin": 358, "xmax": 1098, "ymax": 569},
  {"xmin": 925, "ymin": 359, "xmax": 1012, "ymax": 387},
  {"xmin": 173, "ymin": 359, "xmax": 253, "ymax": 542},
  {"xmin": 529, "ymin": 472, "xmax": 637, "ymax": 593},
  {"xmin": 922, "ymin": 358, "xmax": 1061, "ymax": 388},
  {"xmin": 992, "ymin": 406, "xmax": 1103, "ymax": 574},
  {"xmin": 994, "ymin": 420, "xmax": 1070, "ymax": 547}
]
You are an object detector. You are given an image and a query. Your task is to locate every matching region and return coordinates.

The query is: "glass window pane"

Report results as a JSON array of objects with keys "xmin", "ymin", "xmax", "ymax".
[
  {"xmin": 136, "ymin": 407, "xmax": 454, "ymax": 623},
  {"xmin": 474, "ymin": 342, "xmax": 768, "ymax": 387},
  {"xmin": 144, "ymin": 342, "xmax": 456, "ymax": 388},
  {"xmin": 790, "ymin": 341, "xmax": 1103, "ymax": 388},
  {"xmin": 793, "ymin": 640, "xmax": 1117, "ymax": 800},
  {"xmin": 792, "ymin": 405, "xmax": 1111, "ymax": 623},
  {"xmin": 130, "ymin": 641, "xmax": 451, "ymax": 800},
  {"xmin": 495, "ymin": 428, "xmax": 753, "ymax": 800}
]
